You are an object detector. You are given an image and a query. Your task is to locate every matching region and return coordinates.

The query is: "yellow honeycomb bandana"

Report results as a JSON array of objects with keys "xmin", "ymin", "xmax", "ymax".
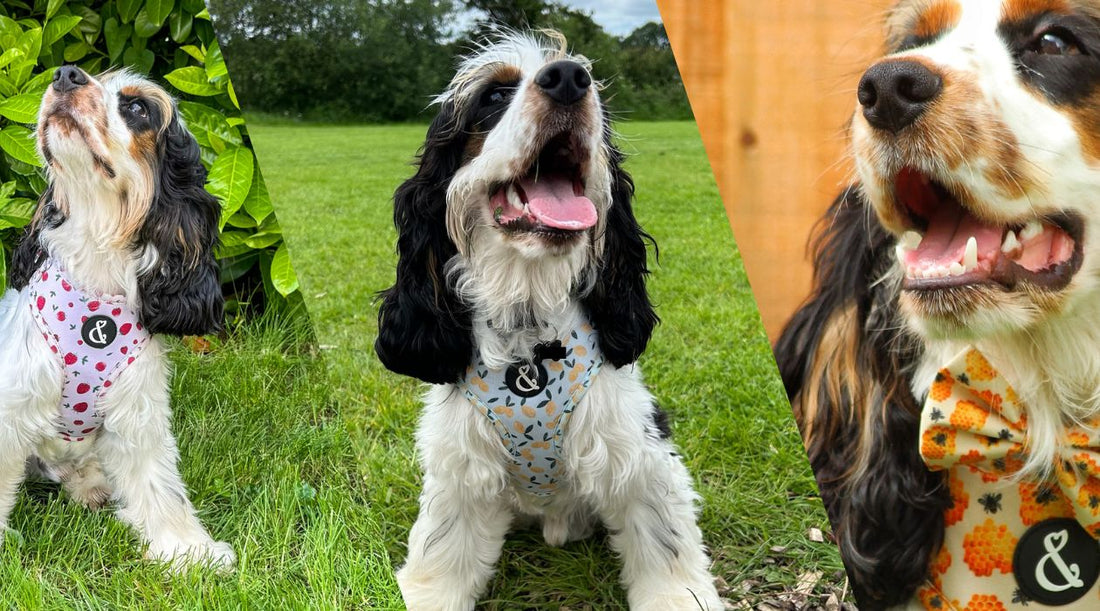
[{"xmin": 915, "ymin": 348, "xmax": 1100, "ymax": 609}]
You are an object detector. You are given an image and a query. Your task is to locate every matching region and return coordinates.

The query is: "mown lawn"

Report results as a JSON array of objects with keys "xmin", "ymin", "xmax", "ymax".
[
  {"xmin": 248, "ymin": 119, "xmax": 845, "ymax": 607},
  {"xmin": 0, "ymin": 318, "xmax": 402, "ymax": 609}
]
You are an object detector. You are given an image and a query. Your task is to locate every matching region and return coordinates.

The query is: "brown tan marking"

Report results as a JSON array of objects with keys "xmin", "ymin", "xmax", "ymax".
[{"xmin": 1002, "ymin": 0, "xmax": 1071, "ymax": 22}]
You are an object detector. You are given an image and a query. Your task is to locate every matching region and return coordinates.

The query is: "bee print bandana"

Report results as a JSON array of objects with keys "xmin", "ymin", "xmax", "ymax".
[
  {"xmin": 915, "ymin": 348, "xmax": 1100, "ymax": 609},
  {"xmin": 461, "ymin": 321, "xmax": 602, "ymax": 497},
  {"xmin": 28, "ymin": 259, "xmax": 150, "ymax": 442}
]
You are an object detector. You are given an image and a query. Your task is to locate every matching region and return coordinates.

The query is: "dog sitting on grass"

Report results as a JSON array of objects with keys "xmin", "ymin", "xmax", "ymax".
[{"xmin": 375, "ymin": 31, "xmax": 722, "ymax": 610}]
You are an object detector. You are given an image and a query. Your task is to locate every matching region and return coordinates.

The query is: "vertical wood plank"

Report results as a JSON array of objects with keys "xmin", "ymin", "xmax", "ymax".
[{"xmin": 658, "ymin": 0, "xmax": 894, "ymax": 340}]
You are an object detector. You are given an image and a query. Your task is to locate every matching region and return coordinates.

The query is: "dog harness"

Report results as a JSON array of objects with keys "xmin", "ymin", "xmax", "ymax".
[
  {"xmin": 461, "ymin": 321, "xmax": 602, "ymax": 497},
  {"xmin": 27, "ymin": 259, "xmax": 150, "ymax": 442},
  {"xmin": 914, "ymin": 348, "xmax": 1100, "ymax": 610}
]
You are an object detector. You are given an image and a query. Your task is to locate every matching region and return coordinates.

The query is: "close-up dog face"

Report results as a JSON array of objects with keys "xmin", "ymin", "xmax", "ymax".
[
  {"xmin": 440, "ymin": 33, "xmax": 611, "ymax": 261},
  {"xmin": 850, "ymin": 0, "xmax": 1100, "ymax": 339},
  {"xmin": 37, "ymin": 68, "xmax": 176, "ymax": 239},
  {"xmin": 19, "ymin": 67, "xmax": 222, "ymax": 337}
]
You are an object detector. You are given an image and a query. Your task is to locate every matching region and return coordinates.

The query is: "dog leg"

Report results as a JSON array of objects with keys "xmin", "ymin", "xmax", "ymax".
[
  {"xmin": 600, "ymin": 450, "xmax": 722, "ymax": 610},
  {"xmin": 397, "ymin": 473, "xmax": 512, "ymax": 611},
  {"xmin": 96, "ymin": 367, "xmax": 234, "ymax": 572},
  {"xmin": 0, "ymin": 452, "xmax": 29, "ymax": 544},
  {"xmin": 61, "ymin": 456, "xmax": 113, "ymax": 511}
]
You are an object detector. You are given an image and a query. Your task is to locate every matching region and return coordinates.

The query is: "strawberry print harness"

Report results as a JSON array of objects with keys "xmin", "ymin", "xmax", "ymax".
[
  {"xmin": 28, "ymin": 259, "xmax": 150, "ymax": 442},
  {"xmin": 915, "ymin": 348, "xmax": 1100, "ymax": 610},
  {"xmin": 461, "ymin": 321, "xmax": 602, "ymax": 497}
]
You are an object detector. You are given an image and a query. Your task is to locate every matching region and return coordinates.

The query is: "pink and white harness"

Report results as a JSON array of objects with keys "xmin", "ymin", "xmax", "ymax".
[{"xmin": 27, "ymin": 259, "xmax": 150, "ymax": 442}]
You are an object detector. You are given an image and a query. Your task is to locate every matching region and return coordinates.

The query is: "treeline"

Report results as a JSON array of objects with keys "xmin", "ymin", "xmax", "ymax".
[{"xmin": 207, "ymin": 0, "xmax": 691, "ymax": 122}]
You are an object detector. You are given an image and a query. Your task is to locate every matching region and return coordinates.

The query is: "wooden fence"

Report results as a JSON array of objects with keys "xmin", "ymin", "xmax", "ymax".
[{"xmin": 658, "ymin": 0, "xmax": 895, "ymax": 340}]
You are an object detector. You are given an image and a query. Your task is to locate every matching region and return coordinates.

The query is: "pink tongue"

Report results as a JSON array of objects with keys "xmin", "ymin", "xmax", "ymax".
[
  {"xmin": 519, "ymin": 174, "xmax": 597, "ymax": 230},
  {"xmin": 906, "ymin": 202, "xmax": 1001, "ymax": 267}
]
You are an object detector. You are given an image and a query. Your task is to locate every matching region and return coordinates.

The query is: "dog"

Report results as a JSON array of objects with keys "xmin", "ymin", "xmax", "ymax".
[
  {"xmin": 777, "ymin": 0, "xmax": 1100, "ymax": 607},
  {"xmin": 0, "ymin": 67, "xmax": 233, "ymax": 570},
  {"xmin": 375, "ymin": 31, "xmax": 722, "ymax": 610}
]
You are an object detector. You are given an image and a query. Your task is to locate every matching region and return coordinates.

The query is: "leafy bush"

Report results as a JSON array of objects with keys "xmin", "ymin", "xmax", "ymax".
[{"xmin": 0, "ymin": 0, "xmax": 299, "ymax": 318}]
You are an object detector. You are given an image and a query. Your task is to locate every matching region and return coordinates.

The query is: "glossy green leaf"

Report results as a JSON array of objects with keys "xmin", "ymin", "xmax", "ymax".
[
  {"xmin": 133, "ymin": 8, "xmax": 161, "ymax": 38},
  {"xmin": 71, "ymin": 5, "xmax": 99, "ymax": 37},
  {"xmin": 216, "ymin": 230, "xmax": 253, "ymax": 259},
  {"xmin": 206, "ymin": 146, "xmax": 254, "ymax": 227},
  {"xmin": 43, "ymin": 15, "xmax": 81, "ymax": 45},
  {"xmin": 0, "ymin": 48, "xmax": 23, "ymax": 70},
  {"xmin": 205, "ymin": 41, "xmax": 226, "ymax": 82},
  {"xmin": 168, "ymin": 10, "xmax": 191, "ymax": 43},
  {"xmin": 63, "ymin": 39, "xmax": 90, "ymax": 62},
  {"xmin": 269, "ymin": 243, "xmax": 299, "ymax": 296},
  {"xmin": 178, "ymin": 44, "xmax": 204, "ymax": 62},
  {"xmin": 164, "ymin": 65, "xmax": 220, "ymax": 96},
  {"xmin": 0, "ymin": 125, "xmax": 40, "ymax": 166},
  {"xmin": 178, "ymin": 100, "xmax": 242, "ymax": 147},
  {"xmin": 243, "ymin": 171, "xmax": 273, "ymax": 223},
  {"xmin": 116, "ymin": 0, "xmax": 141, "ymax": 24},
  {"xmin": 102, "ymin": 18, "xmax": 131, "ymax": 63},
  {"xmin": 0, "ymin": 92, "xmax": 40, "ymax": 123},
  {"xmin": 123, "ymin": 46, "xmax": 155, "ymax": 74},
  {"xmin": 45, "ymin": 0, "xmax": 63, "ymax": 20},
  {"xmin": 145, "ymin": 0, "xmax": 173, "ymax": 28},
  {"xmin": 20, "ymin": 67, "xmax": 56, "ymax": 94}
]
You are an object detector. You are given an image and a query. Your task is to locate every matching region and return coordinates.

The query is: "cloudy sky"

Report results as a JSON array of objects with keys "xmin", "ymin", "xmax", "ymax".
[{"xmin": 564, "ymin": 0, "xmax": 663, "ymax": 35}]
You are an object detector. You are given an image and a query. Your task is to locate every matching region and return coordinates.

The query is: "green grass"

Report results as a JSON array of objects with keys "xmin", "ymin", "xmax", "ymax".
[
  {"xmin": 0, "ymin": 319, "xmax": 403, "ymax": 609},
  {"xmin": 248, "ymin": 119, "xmax": 845, "ymax": 607}
]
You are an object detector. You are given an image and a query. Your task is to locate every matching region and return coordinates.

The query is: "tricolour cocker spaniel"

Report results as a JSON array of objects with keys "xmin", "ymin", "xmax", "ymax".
[
  {"xmin": 375, "ymin": 32, "xmax": 721, "ymax": 610},
  {"xmin": 0, "ymin": 67, "xmax": 232, "ymax": 570},
  {"xmin": 778, "ymin": 0, "xmax": 1100, "ymax": 608}
]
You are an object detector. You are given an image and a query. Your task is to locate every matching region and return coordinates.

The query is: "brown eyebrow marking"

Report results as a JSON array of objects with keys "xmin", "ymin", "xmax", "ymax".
[
  {"xmin": 913, "ymin": 0, "xmax": 963, "ymax": 40},
  {"xmin": 886, "ymin": 0, "xmax": 963, "ymax": 49},
  {"xmin": 490, "ymin": 64, "xmax": 522, "ymax": 85},
  {"xmin": 1002, "ymin": 0, "xmax": 1072, "ymax": 22}
]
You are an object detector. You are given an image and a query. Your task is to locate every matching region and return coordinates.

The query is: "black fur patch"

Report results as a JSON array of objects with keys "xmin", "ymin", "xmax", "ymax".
[
  {"xmin": 651, "ymin": 402, "xmax": 672, "ymax": 439},
  {"xmin": 999, "ymin": 11, "xmax": 1100, "ymax": 106},
  {"xmin": 775, "ymin": 186, "xmax": 949, "ymax": 609}
]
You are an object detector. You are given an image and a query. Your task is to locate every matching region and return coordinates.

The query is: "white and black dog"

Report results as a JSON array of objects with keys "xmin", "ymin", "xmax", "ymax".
[
  {"xmin": 375, "ymin": 32, "xmax": 721, "ymax": 610},
  {"xmin": 778, "ymin": 0, "xmax": 1100, "ymax": 607},
  {"xmin": 0, "ymin": 67, "xmax": 232, "ymax": 570}
]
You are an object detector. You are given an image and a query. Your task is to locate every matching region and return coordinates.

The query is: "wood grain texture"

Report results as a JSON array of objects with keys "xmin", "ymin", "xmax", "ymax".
[{"xmin": 658, "ymin": 0, "xmax": 895, "ymax": 340}]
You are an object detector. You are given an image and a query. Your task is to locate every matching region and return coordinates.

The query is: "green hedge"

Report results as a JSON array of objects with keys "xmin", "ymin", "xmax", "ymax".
[{"xmin": 0, "ymin": 0, "xmax": 299, "ymax": 319}]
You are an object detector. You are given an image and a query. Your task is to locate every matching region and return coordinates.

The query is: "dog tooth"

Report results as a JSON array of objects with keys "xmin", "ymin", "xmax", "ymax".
[
  {"xmin": 949, "ymin": 261, "xmax": 965, "ymax": 276},
  {"xmin": 1020, "ymin": 220, "xmax": 1043, "ymax": 241},
  {"xmin": 899, "ymin": 230, "xmax": 923, "ymax": 250},
  {"xmin": 964, "ymin": 237, "xmax": 978, "ymax": 272},
  {"xmin": 1001, "ymin": 230, "xmax": 1020, "ymax": 255},
  {"xmin": 506, "ymin": 184, "xmax": 524, "ymax": 211}
]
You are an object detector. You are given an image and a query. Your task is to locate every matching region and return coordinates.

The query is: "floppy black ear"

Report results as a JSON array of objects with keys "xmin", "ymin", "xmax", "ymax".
[
  {"xmin": 775, "ymin": 186, "xmax": 947, "ymax": 609},
  {"xmin": 8, "ymin": 186, "xmax": 58, "ymax": 290},
  {"xmin": 375, "ymin": 100, "xmax": 474, "ymax": 384},
  {"xmin": 136, "ymin": 113, "xmax": 223, "ymax": 336},
  {"xmin": 582, "ymin": 142, "xmax": 659, "ymax": 368}
]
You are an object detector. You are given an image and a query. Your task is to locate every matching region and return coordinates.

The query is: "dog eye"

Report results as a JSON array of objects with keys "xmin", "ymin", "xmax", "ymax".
[
  {"xmin": 126, "ymin": 100, "xmax": 148, "ymax": 118},
  {"xmin": 481, "ymin": 86, "xmax": 513, "ymax": 107},
  {"xmin": 1030, "ymin": 30, "xmax": 1082, "ymax": 56}
]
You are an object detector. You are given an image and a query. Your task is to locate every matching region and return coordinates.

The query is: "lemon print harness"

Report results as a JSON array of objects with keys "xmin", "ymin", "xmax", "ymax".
[{"xmin": 461, "ymin": 322, "xmax": 602, "ymax": 496}]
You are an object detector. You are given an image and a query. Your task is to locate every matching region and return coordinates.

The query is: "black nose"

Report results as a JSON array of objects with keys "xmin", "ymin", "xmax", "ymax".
[
  {"xmin": 534, "ymin": 60, "xmax": 592, "ymax": 106},
  {"xmin": 857, "ymin": 60, "xmax": 942, "ymax": 133},
  {"xmin": 52, "ymin": 65, "xmax": 89, "ymax": 94}
]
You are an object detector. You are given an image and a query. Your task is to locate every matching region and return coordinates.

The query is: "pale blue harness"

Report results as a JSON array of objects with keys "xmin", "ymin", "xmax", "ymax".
[{"xmin": 461, "ymin": 322, "xmax": 602, "ymax": 496}]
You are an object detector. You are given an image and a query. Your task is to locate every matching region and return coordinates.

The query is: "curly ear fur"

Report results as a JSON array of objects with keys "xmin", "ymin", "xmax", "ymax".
[
  {"xmin": 375, "ymin": 101, "xmax": 474, "ymax": 384},
  {"xmin": 582, "ymin": 141, "xmax": 659, "ymax": 367},
  {"xmin": 774, "ymin": 186, "xmax": 948, "ymax": 609},
  {"xmin": 7, "ymin": 186, "xmax": 58, "ymax": 291},
  {"xmin": 136, "ymin": 113, "xmax": 223, "ymax": 336}
]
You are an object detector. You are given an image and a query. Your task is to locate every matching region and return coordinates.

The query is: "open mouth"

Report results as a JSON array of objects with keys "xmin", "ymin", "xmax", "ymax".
[
  {"xmin": 892, "ymin": 168, "xmax": 1083, "ymax": 291},
  {"xmin": 489, "ymin": 133, "xmax": 596, "ymax": 242}
]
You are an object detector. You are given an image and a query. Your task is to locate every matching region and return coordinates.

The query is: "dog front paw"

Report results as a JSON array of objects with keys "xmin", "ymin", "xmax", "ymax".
[
  {"xmin": 397, "ymin": 567, "xmax": 477, "ymax": 611},
  {"xmin": 146, "ymin": 538, "xmax": 236, "ymax": 573},
  {"xmin": 628, "ymin": 582, "xmax": 725, "ymax": 611}
]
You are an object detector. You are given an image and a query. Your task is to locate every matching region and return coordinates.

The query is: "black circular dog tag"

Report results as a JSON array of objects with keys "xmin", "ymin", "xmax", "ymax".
[
  {"xmin": 1014, "ymin": 518, "xmax": 1100, "ymax": 605},
  {"xmin": 81, "ymin": 315, "xmax": 118, "ymax": 349},
  {"xmin": 505, "ymin": 362, "xmax": 548, "ymax": 398}
]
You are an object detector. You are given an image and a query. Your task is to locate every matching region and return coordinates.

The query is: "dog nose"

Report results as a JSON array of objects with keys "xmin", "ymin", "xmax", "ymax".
[
  {"xmin": 857, "ymin": 60, "xmax": 942, "ymax": 133},
  {"xmin": 535, "ymin": 60, "xmax": 591, "ymax": 106},
  {"xmin": 52, "ymin": 65, "xmax": 89, "ymax": 94}
]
